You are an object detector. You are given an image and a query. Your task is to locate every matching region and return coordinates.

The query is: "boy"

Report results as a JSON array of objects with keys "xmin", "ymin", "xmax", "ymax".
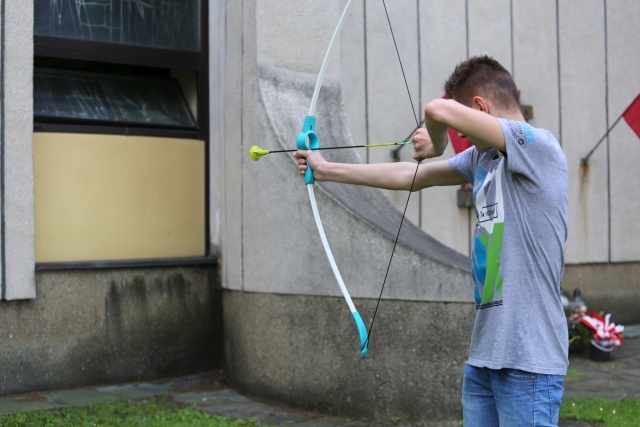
[{"xmin": 295, "ymin": 55, "xmax": 568, "ymax": 426}]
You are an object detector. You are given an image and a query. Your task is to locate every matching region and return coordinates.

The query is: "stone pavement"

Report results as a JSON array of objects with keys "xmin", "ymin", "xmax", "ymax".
[
  {"xmin": 0, "ymin": 329, "xmax": 638, "ymax": 426},
  {"xmin": 0, "ymin": 371, "xmax": 403, "ymax": 426},
  {"xmin": 563, "ymin": 324, "xmax": 640, "ymax": 401}
]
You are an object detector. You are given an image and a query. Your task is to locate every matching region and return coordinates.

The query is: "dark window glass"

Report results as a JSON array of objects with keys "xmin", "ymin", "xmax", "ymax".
[
  {"xmin": 34, "ymin": 0, "xmax": 200, "ymax": 52},
  {"xmin": 34, "ymin": 67, "xmax": 196, "ymax": 129}
]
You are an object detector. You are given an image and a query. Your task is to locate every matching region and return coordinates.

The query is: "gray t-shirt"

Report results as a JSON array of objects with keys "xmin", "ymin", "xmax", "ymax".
[{"xmin": 448, "ymin": 118, "xmax": 569, "ymax": 376}]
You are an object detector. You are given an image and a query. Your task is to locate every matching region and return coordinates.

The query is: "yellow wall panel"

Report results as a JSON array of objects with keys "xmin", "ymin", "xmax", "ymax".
[{"xmin": 34, "ymin": 133, "xmax": 205, "ymax": 262}]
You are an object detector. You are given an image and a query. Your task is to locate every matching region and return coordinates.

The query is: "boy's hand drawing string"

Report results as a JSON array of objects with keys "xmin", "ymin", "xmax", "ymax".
[{"xmin": 251, "ymin": 0, "xmax": 422, "ymax": 358}]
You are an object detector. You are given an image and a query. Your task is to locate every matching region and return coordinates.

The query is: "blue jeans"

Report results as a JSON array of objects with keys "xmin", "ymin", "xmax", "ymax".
[{"xmin": 462, "ymin": 364, "xmax": 564, "ymax": 426}]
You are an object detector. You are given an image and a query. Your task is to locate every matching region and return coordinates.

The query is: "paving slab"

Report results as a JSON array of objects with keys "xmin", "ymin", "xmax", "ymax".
[
  {"xmin": 564, "ymin": 335, "xmax": 640, "ymax": 400},
  {"xmin": 0, "ymin": 392, "xmax": 59, "ymax": 415},
  {"xmin": 198, "ymin": 399, "xmax": 309, "ymax": 424},
  {"xmin": 45, "ymin": 388, "xmax": 121, "ymax": 407}
]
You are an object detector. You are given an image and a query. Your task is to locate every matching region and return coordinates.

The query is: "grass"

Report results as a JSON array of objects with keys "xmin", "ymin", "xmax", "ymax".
[
  {"xmin": 560, "ymin": 397, "xmax": 640, "ymax": 426},
  {"xmin": 2, "ymin": 395, "xmax": 640, "ymax": 426},
  {"xmin": 564, "ymin": 368, "xmax": 587, "ymax": 381},
  {"xmin": 0, "ymin": 398, "xmax": 274, "ymax": 427}
]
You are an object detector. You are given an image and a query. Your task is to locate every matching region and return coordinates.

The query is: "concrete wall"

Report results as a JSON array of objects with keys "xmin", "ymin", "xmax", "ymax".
[
  {"xmin": 224, "ymin": 291, "xmax": 475, "ymax": 424},
  {"xmin": 0, "ymin": 0, "xmax": 35, "ymax": 299},
  {"xmin": 0, "ymin": 267, "xmax": 223, "ymax": 395},
  {"xmin": 563, "ymin": 262, "xmax": 640, "ymax": 326}
]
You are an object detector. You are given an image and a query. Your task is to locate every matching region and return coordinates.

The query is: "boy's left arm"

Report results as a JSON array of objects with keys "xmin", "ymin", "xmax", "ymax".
[{"xmin": 424, "ymin": 98, "xmax": 506, "ymax": 152}]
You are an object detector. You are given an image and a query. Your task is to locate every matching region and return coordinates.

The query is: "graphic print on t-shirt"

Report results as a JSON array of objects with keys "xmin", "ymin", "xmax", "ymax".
[{"xmin": 471, "ymin": 160, "xmax": 505, "ymax": 310}]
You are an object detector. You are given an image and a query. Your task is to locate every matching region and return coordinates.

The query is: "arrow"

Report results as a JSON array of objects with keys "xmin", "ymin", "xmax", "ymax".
[{"xmin": 249, "ymin": 141, "xmax": 413, "ymax": 161}]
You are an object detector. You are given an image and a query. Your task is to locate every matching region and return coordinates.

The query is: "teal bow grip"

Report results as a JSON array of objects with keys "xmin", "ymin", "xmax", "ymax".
[
  {"xmin": 352, "ymin": 311, "xmax": 369, "ymax": 359},
  {"xmin": 296, "ymin": 116, "xmax": 319, "ymax": 184}
]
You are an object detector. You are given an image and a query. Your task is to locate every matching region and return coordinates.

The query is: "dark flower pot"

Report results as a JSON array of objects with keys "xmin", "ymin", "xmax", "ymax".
[{"xmin": 589, "ymin": 340, "xmax": 617, "ymax": 362}]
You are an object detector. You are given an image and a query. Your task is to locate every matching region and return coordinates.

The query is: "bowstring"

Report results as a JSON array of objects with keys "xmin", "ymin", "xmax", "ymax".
[{"xmin": 363, "ymin": 0, "xmax": 423, "ymax": 352}]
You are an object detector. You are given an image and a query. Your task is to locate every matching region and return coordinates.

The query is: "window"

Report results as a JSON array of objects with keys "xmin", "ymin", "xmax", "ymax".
[
  {"xmin": 34, "ymin": 0, "xmax": 200, "ymax": 51},
  {"xmin": 33, "ymin": 0, "xmax": 210, "ymax": 266},
  {"xmin": 34, "ymin": 67, "xmax": 197, "ymax": 129}
]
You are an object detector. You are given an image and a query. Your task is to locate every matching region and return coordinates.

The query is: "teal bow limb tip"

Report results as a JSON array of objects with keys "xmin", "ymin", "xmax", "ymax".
[
  {"xmin": 296, "ymin": 116, "xmax": 319, "ymax": 184},
  {"xmin": 352, "ymin": 311, "xmax": 369, "ymax": 359}
]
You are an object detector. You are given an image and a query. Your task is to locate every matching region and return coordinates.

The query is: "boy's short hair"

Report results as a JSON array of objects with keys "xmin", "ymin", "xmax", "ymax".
[{"xmin": 444, "ymin": 55, "xmax": 520, "ymax": 111}]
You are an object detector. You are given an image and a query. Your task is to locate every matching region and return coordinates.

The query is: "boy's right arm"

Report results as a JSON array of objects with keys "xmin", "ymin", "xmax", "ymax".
[
  {"xmin": 424, "ymin": 98, "xmax": 506, "ymax": 152},
  {"xmin": 294, "ymin": 150, "xmax": 467, "ymax": 191}
]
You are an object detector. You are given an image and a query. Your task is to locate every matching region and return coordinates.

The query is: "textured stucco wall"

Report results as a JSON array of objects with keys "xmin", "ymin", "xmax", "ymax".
[
  {"xmin": 224, "ymin": 290, "xmax": 475, "ymax": 425},
  {"xmin": 0, "ymin": 267, "xmax": 223, "ymax": 395}
]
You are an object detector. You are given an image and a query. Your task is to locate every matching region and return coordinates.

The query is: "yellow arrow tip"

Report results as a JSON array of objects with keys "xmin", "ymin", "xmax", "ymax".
[{"xmin": 249, "ymin": 145, "xmax": 270, "ymax": 161}]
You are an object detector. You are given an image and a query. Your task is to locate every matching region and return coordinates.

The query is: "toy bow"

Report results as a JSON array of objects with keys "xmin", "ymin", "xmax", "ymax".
[
  {"xmin": 295, "ymin": 0, "xmax": 422, "ymax": 359},
  {"xmin": 295, "ymin": 0, "xmax": 369, "ymax": 359}
]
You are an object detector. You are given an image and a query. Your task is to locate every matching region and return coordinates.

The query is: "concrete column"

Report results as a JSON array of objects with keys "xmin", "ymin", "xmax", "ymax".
[{"xmin": 0, "ymin": 0, "xmax": 35, "ymax": 299}]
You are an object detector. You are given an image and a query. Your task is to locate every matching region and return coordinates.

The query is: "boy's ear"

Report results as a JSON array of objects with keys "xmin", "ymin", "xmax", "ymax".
[{"xmin": 472, "ymin": 96, "xmax": 490, "ymax": 114}]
